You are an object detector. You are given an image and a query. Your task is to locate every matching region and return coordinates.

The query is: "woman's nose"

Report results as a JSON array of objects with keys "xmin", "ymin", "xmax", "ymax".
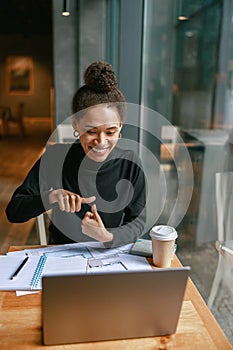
[{"xmin": 95, "ymin": 133, "xmax": 107, "ymax": 145}]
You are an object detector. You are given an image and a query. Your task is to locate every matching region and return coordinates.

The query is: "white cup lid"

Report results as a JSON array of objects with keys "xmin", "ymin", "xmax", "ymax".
[{"xmin": 149, "ymin": 225, "xmax": 178, "ymax": 241}]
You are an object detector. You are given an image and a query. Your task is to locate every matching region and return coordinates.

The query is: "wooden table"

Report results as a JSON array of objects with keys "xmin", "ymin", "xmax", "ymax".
[{"xmin": 0, "ymin": 246, "xmax": 232, "ymax": 350}]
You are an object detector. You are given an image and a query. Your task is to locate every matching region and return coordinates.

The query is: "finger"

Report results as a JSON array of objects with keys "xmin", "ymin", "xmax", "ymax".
[
  {"xmin": 75, "ymin": 194, "xmax": 82, "ymax": 212},
  {"xmin": 75, "ymin": 195, "xmax": 96, "ymax": 212},
  {"xmin": 83, "ymin": 211, "xmax": 93, "ymax": 221},
  {"xmin": 80, "ymin": 196, "xmax": 96, "ymax": 204},
  {"xmin": 91, "ymin": 204, "xmax": 98, "ymax": 215},
  {"xmin": 91, "ymin": 205, "xmax": 102, "ymax": 225},
  {"xmin": 57, "ymin": 192, "xmax": 66, "ymax": 211},
  {"xmin": 70, "ymin": 194, "xmax": 76, "ymax": 213},
  {"xmin": 82, "ymin": 212, "xmax": 95, "ymax": 230},
  {"xmin": 63, "ymin": 194, "xmax": 71, "ymax": 212}
]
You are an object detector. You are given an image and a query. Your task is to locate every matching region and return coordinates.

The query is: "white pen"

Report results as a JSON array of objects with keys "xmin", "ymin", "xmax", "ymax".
[{"xmin": 10, "ymin": 255, "xmax": 29, "ymax": 280}]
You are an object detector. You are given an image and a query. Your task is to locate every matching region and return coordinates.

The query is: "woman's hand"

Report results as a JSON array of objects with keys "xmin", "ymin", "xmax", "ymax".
[
  {"xmin": 81, "ymin": 204, "xmax": 113, "ymax": 243},
  {"xmin": 49, "ymin": 189, "xmax": 96, "ymax": 213}
]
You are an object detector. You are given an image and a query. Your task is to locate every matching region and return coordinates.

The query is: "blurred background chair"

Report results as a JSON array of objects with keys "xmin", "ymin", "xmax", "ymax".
[
  {"xmin": 57, "ymin": 123, "xmax": 76, "ymax": 143},
  {"xmin": 1, "ymin": 102, "xmax": 25, "ymax": 137},
  {"xmin": 0, "ymin": 106, "xmax": 11, "ymax": 136},
  {"xmin": 208, "ymin": 171, "xmax": 233, "ymax": 309},
  {"xmin": 36, "ymin": 211, "xmax": 52, "ymax": 245},
  {"xmin": 160, "ymin": 125, "xmax": 180, "ymax": 162},
  {"xmin": 36, "ymin": 214, "xmax": 47, "ymax": 245}
]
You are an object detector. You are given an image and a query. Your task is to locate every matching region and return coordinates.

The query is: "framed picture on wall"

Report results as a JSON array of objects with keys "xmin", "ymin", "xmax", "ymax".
[{"xmin": 6, "ymin": 56, "xmax": 34, "ymax": 95}]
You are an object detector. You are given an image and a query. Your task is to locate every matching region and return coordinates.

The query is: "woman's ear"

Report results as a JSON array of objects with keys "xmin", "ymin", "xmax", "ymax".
[
  {"xmin": 119, "ymin": 123, "xmax": 123, "ymax": 133},
  {"xmin": 72, "ymin": 116, "xmax": 79, "ymax": 130}
]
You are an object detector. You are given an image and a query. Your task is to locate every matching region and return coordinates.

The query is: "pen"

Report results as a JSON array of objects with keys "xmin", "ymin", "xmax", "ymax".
[{"xmin": 10, "ymin": 255, "xmax": 29, "ymax": 280}]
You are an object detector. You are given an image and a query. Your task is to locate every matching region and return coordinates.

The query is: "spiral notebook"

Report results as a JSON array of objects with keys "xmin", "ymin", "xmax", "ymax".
[{"xmin": 0, "ymin": 255, "xmax": 87, "ymax": 291}]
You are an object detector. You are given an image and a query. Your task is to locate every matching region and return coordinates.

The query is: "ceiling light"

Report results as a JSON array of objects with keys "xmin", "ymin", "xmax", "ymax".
[
  {"xmin": 178, "ymin": 0, "xmax": 188, "ymax": 21},
  {"xmin": 178, "ymin": 15, "xmax": 188, "ymax": 21},
  {"xmin": 62, "ymin": 0, "xmax": 70, "ymax": 16}
]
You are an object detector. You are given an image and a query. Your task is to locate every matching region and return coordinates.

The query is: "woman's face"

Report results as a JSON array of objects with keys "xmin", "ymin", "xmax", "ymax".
[{"xmin": 73, "ymin": 105, "xmax": 122, "ymax": 162}]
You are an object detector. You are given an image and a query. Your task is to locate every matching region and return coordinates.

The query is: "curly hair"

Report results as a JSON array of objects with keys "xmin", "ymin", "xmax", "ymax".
[{"xmin": 72, "ymin": 61, "xmax": 126, "ymax": 122}]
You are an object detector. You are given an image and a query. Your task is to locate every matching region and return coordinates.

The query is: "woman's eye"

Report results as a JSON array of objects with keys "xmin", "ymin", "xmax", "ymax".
[
  {"xmin": 107, "ymin": 130, "xmax": 119, "ymax": 136},
  {"xmin": 86, "ymin": 130, "xmax": 118, "ymax": 136}
]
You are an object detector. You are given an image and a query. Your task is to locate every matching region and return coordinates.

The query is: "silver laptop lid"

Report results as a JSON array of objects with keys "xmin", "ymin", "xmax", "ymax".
[{"xmin": 42, "ymin": 267, "xmax": 190, "ymax": 345}]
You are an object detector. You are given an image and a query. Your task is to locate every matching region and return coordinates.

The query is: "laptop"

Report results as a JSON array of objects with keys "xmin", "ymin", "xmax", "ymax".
[{"xmin": 42, "ymin": 267, "xmax": 190, "ymax": 345}]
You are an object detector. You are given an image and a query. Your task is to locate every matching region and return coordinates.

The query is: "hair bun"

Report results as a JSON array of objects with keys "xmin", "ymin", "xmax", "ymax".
[{"xmin": 84, "ymin": 61, "xmax": 118, "ymax": 93}]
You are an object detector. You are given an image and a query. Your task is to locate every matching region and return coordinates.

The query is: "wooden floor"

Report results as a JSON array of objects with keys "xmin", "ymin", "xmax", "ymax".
[{"xmin": 0, "ymin": 118, "xmax": 51, "ymax": 254}]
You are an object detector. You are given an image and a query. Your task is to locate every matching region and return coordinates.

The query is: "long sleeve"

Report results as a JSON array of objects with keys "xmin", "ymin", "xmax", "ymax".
[
  {"xmin": 5, "ymin": 158, "xmax": 51, "ymax": 223},
  {"xmin": 99, "ymin": 149, "xmax": 147, "ymax": 248},
  {"xmin": 104, "ymin": 207, "xmax": 146, "ymax": 248}
]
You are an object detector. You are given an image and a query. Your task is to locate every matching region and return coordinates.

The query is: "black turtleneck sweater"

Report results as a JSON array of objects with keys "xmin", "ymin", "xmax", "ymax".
[{"xmin": 5, "ymin": 142, "xmax": 146, "ymax": 247}]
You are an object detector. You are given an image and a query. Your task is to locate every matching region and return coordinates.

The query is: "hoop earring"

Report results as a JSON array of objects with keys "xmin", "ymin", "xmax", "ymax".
[{"xmin": 73, "ymin": 130, "xmax": 79, "ymax": 138}]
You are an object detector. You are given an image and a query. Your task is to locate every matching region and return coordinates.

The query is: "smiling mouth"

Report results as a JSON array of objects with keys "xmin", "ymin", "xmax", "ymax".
[{"xmin": 91, "ymin": 146, "xmax": 109, "ymax": 154}]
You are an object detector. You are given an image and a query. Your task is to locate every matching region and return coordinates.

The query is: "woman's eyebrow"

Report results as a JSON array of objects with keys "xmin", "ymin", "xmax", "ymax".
[
  {"xmin": 106, "ymin": 126, "xmax": 120, "ymax": 130},
  {"xmin": 83, "ymin": 125, "xmax": 95, "ymax": 129},
  {"xmin": 83, "ymin": 124, "xmax": 120, "ymax": 130}
]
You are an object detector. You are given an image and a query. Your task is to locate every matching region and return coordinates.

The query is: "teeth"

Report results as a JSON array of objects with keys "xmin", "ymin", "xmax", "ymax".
[{"xmin": 92, "ymin": 147, "xmax": 108, "ymax": 153}]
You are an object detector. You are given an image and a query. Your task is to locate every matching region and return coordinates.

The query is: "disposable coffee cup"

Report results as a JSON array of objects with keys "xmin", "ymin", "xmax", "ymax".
[{"xmin": 149, "ymin": 225, "xmax": 178, "ymax": 268}]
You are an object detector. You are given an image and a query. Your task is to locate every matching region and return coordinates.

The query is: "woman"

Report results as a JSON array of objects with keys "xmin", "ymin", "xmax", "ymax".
[{"xmin": 6, "ymin": 61, "xmax": 146, "ymax": 247}]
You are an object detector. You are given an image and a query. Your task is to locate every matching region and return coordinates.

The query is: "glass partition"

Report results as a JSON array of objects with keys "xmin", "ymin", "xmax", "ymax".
[
  {"xmin": 140, "ymin": 0, "xmax": 233, "ymax": 249},
  {"xmin": 141, "ymin": 0, "xmax": 175, "ymax": 119},
  {"xmin": 173, "ymin": 0, "xmax": 222, "ymax": 129}
]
